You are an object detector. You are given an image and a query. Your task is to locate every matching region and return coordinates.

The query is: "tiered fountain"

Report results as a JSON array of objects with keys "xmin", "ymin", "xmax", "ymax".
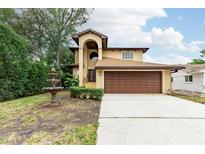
[{"xmin": 43, "ymin": 67, "xmax": 64, "ymax": 104}]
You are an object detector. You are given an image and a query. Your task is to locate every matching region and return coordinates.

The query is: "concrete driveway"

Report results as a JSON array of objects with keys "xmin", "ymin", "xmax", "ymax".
[{"xmin": 97, "ymin": 94, "xmax": 205, "ymax": 144}]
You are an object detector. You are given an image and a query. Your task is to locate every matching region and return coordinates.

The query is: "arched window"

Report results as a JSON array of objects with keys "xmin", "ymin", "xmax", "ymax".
[{"xmin": 89, "ymin": 51, "xmax": 98, "ymax": 61}]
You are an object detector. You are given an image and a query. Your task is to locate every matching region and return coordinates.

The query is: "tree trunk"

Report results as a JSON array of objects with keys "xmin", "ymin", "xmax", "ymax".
[
  {"xmin": 56, "ymin": 43, "xmax": 61, "ymax": 67},
  {"xmin": 56, "ymin": 47, "xmax": 60, "ymax": 67}
]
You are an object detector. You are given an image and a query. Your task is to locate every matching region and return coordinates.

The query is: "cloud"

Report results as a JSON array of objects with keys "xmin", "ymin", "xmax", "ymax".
[
  {"xmin": 144, "ymin": 54, "xmax": 192, "ymax": 64},
  {"xmin": 177, "ymin": 16, "xmax": 182, "ymax": 20},
  {"xmin": 80, "ymin": 9, "xmax": 205, "ymax": 52},
  {"xmin": 80, "ymin": 8, "xmax": 166, "ymax": 46},
  {"xmin": 148, "ymin": 27, "xmax": 205, "ymax": 52}
]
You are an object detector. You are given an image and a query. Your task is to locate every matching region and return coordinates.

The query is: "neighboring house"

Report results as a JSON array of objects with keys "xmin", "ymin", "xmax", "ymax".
[
  {"xmin": 172, "ymin": 64, "xmax": 205, "ymax": 93},
  {"xmin": 69, "ymin": 29, "xmax": 183, "ymax": 93}
]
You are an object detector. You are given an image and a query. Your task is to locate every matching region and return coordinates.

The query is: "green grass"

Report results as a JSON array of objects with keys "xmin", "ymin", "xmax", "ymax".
[
  {"xmin": 0, "ymin": 94, "xmax": 50, "ymax": 121},
  {"xmin": 22, "ymin": 115, "xmax": 38, "ymax": 126},
  {"xmin": 0, "ymin": 91, "xmax": 100, "ymax": 145},
  {"xmin": 171, "ymin": 93, "xmax": 205, "ymax": 104},
  {"xmin": 24, "ymin": 123, "xmax": 98, "ymax": 145},
  {"xmin": 54, "ymin": 123, "xmax": 98, "ymax": 145},
  {"xmin": 25, "ymin": 131, "xmax": 52, "ymax": 144},
  {"xmin": 0, "ymin": 138, "xmax": 7, "ymax": 144},
  {"xmin": 0, "ymin": 91, "xmax": 69, "ymax": 121}
]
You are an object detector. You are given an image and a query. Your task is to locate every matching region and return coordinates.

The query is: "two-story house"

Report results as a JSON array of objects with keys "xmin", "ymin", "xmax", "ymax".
[{"xmin": 69, "ymin": 29, "xmax": 183, "ymax": 93}]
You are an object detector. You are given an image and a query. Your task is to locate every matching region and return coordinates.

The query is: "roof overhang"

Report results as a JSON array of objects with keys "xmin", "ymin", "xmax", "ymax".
[
  {"xmin": 69, "ymin": 47, "xmax": 149, "ymax": 53},
  {"xmin": 69, "ymin": 47, "xmax": 79, "ymax": 52},
  {"xmin": 95, "ymin": 65, "xmax": 184, "ymax": 70},
  {"xmin": 95, "ymin": 57, "xmax": 185, "ymax": 70},
  {"xmin": 72, "ymin": 29, "xmax": 108, "ymax": 48},
  {"xmin": 181, "ymin": 64, "xmax": 205, "ymax": 74},
  {"xmin": 104, "ymin": 47, "xmax": 149, "ymax": 53}
]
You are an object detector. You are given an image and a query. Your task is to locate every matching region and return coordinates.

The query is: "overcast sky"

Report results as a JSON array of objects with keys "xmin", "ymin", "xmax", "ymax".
[{"xmin": 77, "ymin": 8, "xmax": 205, "ymax": 64}]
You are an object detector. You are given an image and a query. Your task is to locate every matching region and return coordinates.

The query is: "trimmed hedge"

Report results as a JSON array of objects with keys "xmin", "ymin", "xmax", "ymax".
[{"xmin": 69, "ymin": 87, "xmax": 104, "ymax": 101}]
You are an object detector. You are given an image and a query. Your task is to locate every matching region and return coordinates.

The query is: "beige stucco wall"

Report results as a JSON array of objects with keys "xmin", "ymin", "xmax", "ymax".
[
  {"xmin": 78, "ymin": 32, "xmax": 103, "ymax": 86},
  {"xmin": 74, "ymin": 49, "xmax": 143, "ymax": 64},
  {"xmin": 73, "ymin": 67, "xmax": 79, "ymax": 76},
  {"xmin": 87, "ymin": 49, "xmax": 98, "ymax": 69},
  {"xmin": 96, "ymin": 69, "xmax": 171, "ymax": 93},
  {"xmin": 74, "ymin": 49, "xmax": 79, "ymax": 63},
  {"xmin": 103, "ymin": 50, "xmax": 143, "ymax": 61},
  {"xmin": 96, "ymin": 69, "xmax": 104, "ymax": 88},
  {"xmin": 162, "ymin": 69, "xmax": 171, "ymax": 93},
  {"xmin": 83, "ymin": 45, "xmax": 88, "ymax": 82}
]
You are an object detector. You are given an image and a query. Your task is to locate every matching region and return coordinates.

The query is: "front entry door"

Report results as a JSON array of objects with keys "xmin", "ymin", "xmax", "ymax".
[{"xmin": 88, "ymin": 69, "xmax": 96, "ymax": 82}]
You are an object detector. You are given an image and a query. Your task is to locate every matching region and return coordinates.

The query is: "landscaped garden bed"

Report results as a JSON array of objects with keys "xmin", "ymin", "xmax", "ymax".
[
  {"xmin": 0, "ymin": 91, "xmax": 101, "ymax": 145},
  {"xmin": 69, "ymin": 87, "xmax": 104, "ymax": 101},
  {"xmin": 169, "ymin": 92, "xmax": 205, "ymax": 105}
]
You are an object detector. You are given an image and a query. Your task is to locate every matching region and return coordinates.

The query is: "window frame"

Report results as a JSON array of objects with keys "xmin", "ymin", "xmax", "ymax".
[
  {"xmin": 89, "ymin": 50, "xmax": 98, "ymax": 61},
  {"xmin": 184, "ymin": 75, "xmax": 193, "ymax": 83},
  {"xmin": 122, "ymin": 51, "xmax": 134, "ymax": 60}
]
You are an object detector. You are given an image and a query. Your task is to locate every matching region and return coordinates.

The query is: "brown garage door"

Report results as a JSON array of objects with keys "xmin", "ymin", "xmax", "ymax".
[{"xmin": 104, "ymin": 71, "xmax": 161, "ymax": 93}]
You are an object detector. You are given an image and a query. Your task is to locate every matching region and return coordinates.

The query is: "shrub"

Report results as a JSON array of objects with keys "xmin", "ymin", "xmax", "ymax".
[
  {"xmin": 25, "ymin": 61, "xmax": 49, "ymax": 96},
  {"xmin": 0, "ymin": 24, "xmax": 28, "ymax": 101},
  {"xmin": 64, "ymin": 74, "xmax": 79, "ymax": 89},
  {"xmin": 0, "ymin": 24, "xmax": 49, "ymax": 102},
  {"xmin": 69, "ymin": 87, "xmax": 104, "ymax": 101}
]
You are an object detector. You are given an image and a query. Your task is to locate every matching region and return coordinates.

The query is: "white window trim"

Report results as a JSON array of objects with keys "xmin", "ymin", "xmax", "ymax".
[
  {"xmin": 122, "ymin": 51, "xmax": 134, "ymax": 60},
  {"xmin": 184, "ymin": 75, "xmax": 193, "ymax": 83}
]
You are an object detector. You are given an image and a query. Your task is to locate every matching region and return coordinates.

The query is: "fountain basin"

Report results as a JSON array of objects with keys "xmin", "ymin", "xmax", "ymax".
[
  {"xmin": 43, "ymin": 87, "xmax": 64, "ymax": 93},
  {"xmin": 43, "ymin": 67, "xmax": 64, "ymax": 104},
  {"xmin": 43, "ymin": 87, "xmax": 64, "ymax": 104}
]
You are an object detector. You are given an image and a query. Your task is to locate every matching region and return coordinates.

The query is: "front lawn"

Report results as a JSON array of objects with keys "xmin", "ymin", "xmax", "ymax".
[
  {"xmin": 170, "ymin": 93, "xmax": 205, "ymax": 104},
  {"xmin": 0, "ymin": 91, "xmax": 101, "ymax": 144}
]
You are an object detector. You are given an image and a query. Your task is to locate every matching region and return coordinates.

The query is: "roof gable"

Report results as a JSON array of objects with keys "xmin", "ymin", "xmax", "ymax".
[
  {"xmin": 72, "ymin": 29, "xmax": 108, "ymax": 48},
  {"xmin": 71, "ymin": 28, "xmax": 150, "ymax": 53},
  {"xmin": 72, "ymin": 28, "xmax": 108, "ymax": 38}
]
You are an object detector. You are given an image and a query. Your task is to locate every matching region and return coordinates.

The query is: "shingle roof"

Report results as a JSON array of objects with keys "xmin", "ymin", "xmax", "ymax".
[
  {"xmin": 72, "ymin": 28, "xmax": 108, "ymax": 38},
  {"xmin": 183, "ymin": 64, "xmax": 205, "ymax": 73},
  {"xmin": 95, "ymin": 57, "xmax": 184, "ymax": 70}
]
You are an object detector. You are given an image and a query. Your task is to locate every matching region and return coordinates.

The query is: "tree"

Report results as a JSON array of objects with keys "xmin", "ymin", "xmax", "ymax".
[
  {"xmin": 0, "ymin": 24, "xmax": 29, "ymax": 100},
  {"xmin": 0, "ymin": 24, "xmax": 49, "ymax": 101},
  {"xmin": 190, "ymin": 59, "xmax": 205, "ymax": 64},
  {"xmin": 0, "ymin": 8, "xmax": 92, "ymax": 67},
  {"xmin": 0, "ymin": 8, "xmax": 16, "ymax": 23},
  {"xmin": 190, "ymin": 49, "xmax": 205, "ymax": 64}
]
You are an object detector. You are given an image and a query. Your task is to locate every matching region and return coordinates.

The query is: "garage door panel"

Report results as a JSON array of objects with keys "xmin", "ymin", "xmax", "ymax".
[{"xmin": 104, "ymin": 71, "xmax": 161, "ymax": 93}]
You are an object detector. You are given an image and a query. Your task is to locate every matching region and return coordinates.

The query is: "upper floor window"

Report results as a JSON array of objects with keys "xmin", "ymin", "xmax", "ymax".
[
  {"xmin": 122, "ymin": 51, "xmax": 133, "ymax": 60},
  {"xmin": 185, "ymin": 75, "xmax": 193, "ymax": 82},
  {"xmin": 89, "ymin": 51, "xmax": 98, "ymax": 61}
]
